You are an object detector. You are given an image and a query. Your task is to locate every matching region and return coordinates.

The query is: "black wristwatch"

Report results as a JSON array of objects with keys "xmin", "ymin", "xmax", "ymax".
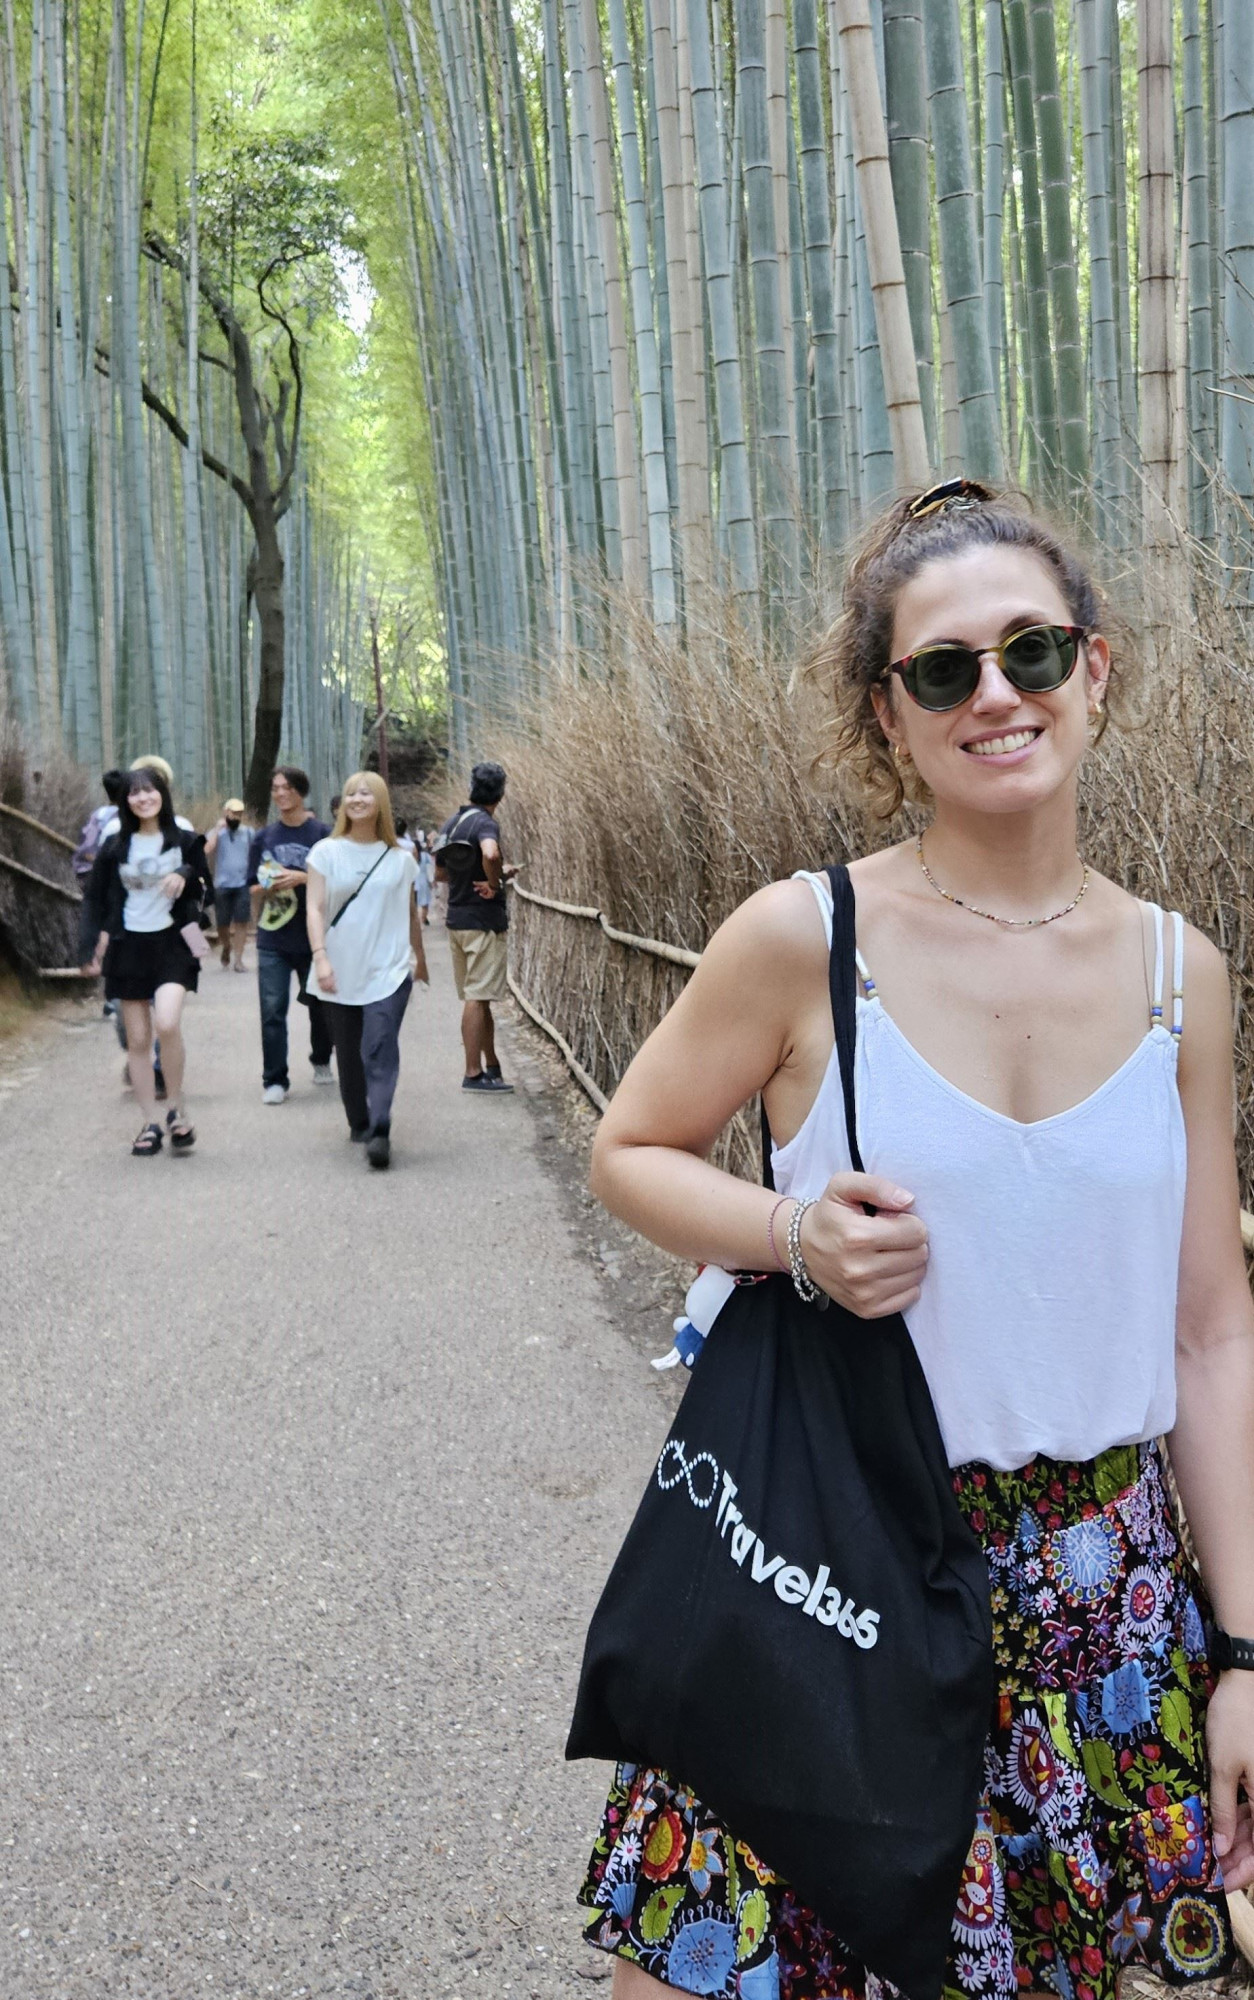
[{"xmin": 1210, "ymin": 1627, "xmax": 1254, "ymax": 1671}]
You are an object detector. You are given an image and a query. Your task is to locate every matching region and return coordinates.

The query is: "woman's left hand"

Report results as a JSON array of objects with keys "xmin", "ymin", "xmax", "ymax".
[
  {"xmin": 1206, "ymin": 1671, "xmax": 1254, "ymax": 1890},
  {"xmin": 160, "ymin": 871, "xmax": 185, "ymax": 900}
]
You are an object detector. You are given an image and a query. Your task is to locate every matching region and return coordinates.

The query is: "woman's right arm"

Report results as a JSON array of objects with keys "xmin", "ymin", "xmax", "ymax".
[
  {"xmin": 305, "ymin": 865, "xmax": 337, "ymax": 994},
  {"xmin": 590, "ymin": 883, "xmax": 928, "ymax": 1317}
]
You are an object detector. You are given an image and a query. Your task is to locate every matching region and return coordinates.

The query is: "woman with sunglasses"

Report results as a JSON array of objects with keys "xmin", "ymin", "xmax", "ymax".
[{"xmin": 579, "ymin": 484, "xmax": 1254, "ymax": 2000}]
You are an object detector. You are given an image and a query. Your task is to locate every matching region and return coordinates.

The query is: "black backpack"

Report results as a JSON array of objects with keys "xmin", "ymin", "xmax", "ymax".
[
  {"xmin": 566, "ymin": 864, "xmax": 994, "ymax": 2000},
  {"xmin": 433, "ymin": 807, "xmax": 481, "ymax": 876}
]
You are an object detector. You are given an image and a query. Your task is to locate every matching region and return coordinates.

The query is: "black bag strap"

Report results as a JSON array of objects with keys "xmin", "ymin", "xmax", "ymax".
[
  {"xmin": 438, "ymin": 807, "xmax": 478, "ymax": 851},
  {"xmin": 761, "ymin": 865, "xmax": 864, "ymax": 1189},
  {"xmin": 328, "ymin": 846, "xmax": 390, "ymax": 928},
  {"xmin": 825, "ymin": 864, "xmax": 866, "ymax": 1175}
]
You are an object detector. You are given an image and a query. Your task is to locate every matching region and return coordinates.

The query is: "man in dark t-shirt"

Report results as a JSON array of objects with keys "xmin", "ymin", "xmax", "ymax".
[
  {"xmin": 247, "ymin": 765, "xmax": 334, "ymax": 1102},
  {"xmin": 436, "ymin": 761, "xmax": 517, "ymax": 1094}
]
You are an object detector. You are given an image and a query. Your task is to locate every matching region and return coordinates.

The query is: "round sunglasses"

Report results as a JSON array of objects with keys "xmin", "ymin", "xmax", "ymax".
[{"xmin": 886, "ymin": 623, "xmax": 1088, "ymax": 713}]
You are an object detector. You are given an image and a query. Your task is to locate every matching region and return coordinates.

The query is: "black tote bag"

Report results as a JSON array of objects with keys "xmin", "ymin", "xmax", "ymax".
[{"xmin": 567, "ymin": 865, "xmax": 994, "ymax": 2000}]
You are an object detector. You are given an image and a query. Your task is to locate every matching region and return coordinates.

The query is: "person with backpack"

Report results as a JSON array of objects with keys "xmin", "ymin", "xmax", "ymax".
[
  {"xmin": 435, "ymin": 761, "xmax": 517, "ymax": 1094},
  {"xmin": 73, "ymin": 770, "xmax": 126, "ymax": 886},
  {"xmin": 75, "ymin": 770, "xmax": 127, "ymax": 1022},
  {"xmin": 574, "ymin": 483, "xmax": 1254, "ymax": 1999},
  {"xmin": 205, "ymin": 798, "xmax": 252, "ymax": 970},
  {"xmin": 305, "ymin": 773, "xmax": 428, "ymax": 1170},
  {"xmin": 81, "ymin": 765, "xmax": 211, "ymax": 1156}
]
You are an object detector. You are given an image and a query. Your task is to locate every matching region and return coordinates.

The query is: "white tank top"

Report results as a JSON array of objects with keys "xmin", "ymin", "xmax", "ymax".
[{"xmin": 770, "ymin": 873, "xmax": 1188, "ymax": 1471}]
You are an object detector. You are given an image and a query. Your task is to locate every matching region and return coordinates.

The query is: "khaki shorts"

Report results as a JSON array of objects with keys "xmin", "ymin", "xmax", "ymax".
[{"xmin": 448, "ymin": 927, "xmax": 509, "ymax": 1002}]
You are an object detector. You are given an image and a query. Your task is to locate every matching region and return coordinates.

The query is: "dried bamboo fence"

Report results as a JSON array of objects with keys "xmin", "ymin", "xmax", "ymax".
[{"xmin": 0, "ymin": 802, "xmax": 84, "ymax": 976}]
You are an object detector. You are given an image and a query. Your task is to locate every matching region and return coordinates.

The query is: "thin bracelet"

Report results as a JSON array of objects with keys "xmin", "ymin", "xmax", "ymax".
[
  {"xmin": 767, "ymin": 1198, "xmax": 790, "ymax": 1273},
  {"xmin": 786, "ymin": 1198, "xmax": 823, "ymax": 1306}
]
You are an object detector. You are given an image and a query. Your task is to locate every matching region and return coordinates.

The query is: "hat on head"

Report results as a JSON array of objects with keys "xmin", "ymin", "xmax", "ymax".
[
  {"xmin": 131, "ymin": 753, "xmax": 174, "ymax": 788},
  {"xmin": 223, "ymin": 798, "xmax": 245, "ymax": 815}
]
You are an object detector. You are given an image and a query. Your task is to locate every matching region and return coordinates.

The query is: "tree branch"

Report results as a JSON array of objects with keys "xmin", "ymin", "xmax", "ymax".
[
  {"xmin": 94, "ymin": 343, "xmax": 255, "ymax": 515},
  {"xmin": 257, "ymin": 261, "xmax": 303, "ymax": 518}
]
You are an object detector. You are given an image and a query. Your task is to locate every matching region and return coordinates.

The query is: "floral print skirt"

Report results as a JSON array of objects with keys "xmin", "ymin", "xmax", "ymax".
[{"xmin": 578, "ymin": 1441, "xmax": 1233, "ymax": 2000}]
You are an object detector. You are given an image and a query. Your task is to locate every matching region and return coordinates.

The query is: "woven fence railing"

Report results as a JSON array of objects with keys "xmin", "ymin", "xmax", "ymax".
[{"xmin": 506, "ymin": 881, "xmax": 1254, "ymax": 1253}]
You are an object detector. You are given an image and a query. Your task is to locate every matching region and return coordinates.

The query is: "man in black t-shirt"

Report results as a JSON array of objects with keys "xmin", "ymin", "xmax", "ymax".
[
  {"xmin": 247, "ymin": 766, "xmax": 334, "ymax": 1103},
  {"xmin": 436, "ymin": 761, "xmax": 517, "ymax": 1094}
]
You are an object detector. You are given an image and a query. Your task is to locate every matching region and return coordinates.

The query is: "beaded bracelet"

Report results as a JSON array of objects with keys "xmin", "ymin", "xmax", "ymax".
[{"xmin": 786, "ymin": 1197, "xmax": 824, "ymax": 1306}]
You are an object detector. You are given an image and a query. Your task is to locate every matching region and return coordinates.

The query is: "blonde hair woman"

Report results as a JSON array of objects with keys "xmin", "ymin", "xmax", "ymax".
[{"xmin": 305, "ymin": 773, "xmax": 429, "ymax": 1169}]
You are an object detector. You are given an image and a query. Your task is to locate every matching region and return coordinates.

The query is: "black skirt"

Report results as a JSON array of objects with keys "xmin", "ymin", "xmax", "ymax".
[{"xmin": 103, "ymin": 926, "xmax": 200, "ymax": 1000}]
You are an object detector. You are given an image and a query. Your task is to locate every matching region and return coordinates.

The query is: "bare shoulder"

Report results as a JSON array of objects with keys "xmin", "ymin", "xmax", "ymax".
[
  {"xmin": 700, "ymin": 876, "xmax": 829, "ymax": 981},
  {"xmin": 1178, "ymin": 921, "xmax": 1233, "ymax": 1080}
]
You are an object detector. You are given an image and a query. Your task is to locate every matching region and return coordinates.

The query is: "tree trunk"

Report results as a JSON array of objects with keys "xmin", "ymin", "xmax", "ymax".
[{"xmin": 245, "ymin": 526, "xmax": 286, "ymax": 815}]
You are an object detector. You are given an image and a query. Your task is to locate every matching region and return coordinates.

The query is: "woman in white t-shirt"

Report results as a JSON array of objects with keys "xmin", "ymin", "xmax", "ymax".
[{"xmin": 305, "ymin": 773, "xmax": 429, "ymax": 1170}]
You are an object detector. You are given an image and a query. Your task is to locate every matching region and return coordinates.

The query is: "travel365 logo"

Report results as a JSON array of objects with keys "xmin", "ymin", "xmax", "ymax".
[{"xmin": 655, "ymin": 1438, "xmax": 881, "ymax": 1649}]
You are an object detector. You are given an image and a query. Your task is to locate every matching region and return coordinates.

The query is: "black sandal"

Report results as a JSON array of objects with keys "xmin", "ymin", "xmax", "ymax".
[
  {"xmin": 131, "ymin": 1122, "xmax": 163, "ymax": 1157},
  {"xmin": 166, "ymin": 1109, "xmax": 196, "ymax": 1153}
]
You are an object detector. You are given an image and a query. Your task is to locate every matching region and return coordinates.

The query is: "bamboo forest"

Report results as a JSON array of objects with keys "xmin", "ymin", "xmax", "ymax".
[{"xmin": 0, "ymin": 0, "xmax": 1253, "ymax": 794}]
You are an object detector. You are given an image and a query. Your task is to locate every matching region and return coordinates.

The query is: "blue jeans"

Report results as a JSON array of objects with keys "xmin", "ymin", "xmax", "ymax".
[{"xmin": 257, "ymin": 949, "xmax": 333, "ymax": 1089}]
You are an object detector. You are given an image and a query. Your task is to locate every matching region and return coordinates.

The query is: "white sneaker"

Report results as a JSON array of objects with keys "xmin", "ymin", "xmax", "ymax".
[
  {"xmin": 312, "ymin": 1063, "xmax": 335, "ymax": 1085},
  {"xmin": 262, "ymin": 1084, "xmax": 288, "ymax": 1105}
]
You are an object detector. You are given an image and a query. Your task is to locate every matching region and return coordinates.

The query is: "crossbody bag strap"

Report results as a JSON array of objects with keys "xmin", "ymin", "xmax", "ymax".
[
  {"xmin": 826, "ymin": 864, "xmax": 866, "ymax": 1176},
  {"xmin": 328, "ymin": 847, "xmax": 391, "ymax": 928}
]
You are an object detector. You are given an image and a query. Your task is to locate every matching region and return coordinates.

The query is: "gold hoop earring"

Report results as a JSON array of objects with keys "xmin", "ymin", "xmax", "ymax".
[{"xmin": 891, "ymin": 741, "xmax": 913, "ymax": 768}]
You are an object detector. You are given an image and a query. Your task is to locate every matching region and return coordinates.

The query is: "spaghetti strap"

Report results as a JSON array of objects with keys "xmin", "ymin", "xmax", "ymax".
[
  {"xmin": 792, "ymin": 868, "xmax": 833, "ymax": 946},
  {"xmin": 1149, "ymin": 904, "xmax": 1166, "ymax": 1029},
  {"xmin": 1171, "ymin": 910, "xmax": 1185, "ymax": 1038},
  {"xmin": 792, "ymin": 870, "xmax": 875, "ymax": 994}
]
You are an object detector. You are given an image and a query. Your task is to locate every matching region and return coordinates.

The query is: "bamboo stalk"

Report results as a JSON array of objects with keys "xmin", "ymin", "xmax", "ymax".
[
  {"xmin": 1137, "ymin": 0, "xmax": 1178, "ymax": 551},
  {"xmin": 831, "ymin": 0, "xmax": 930, "ymax": 489}
]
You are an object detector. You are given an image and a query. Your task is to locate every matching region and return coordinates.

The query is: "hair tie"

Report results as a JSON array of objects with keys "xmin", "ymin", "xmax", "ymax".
[{"xmin": 904, "ymin": 477, "xmax": 995, "ymax": 522}]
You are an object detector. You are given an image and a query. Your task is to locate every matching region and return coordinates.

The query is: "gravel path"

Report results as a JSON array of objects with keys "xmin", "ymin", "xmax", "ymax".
[{"xmin": 0, "ymin": 923, "xmax": 677, "ymax": 1997}]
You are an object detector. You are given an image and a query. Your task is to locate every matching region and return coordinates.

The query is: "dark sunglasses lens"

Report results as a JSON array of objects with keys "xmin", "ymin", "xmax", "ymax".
[
  {"xmin": 1003, "ymin": 625, "xmax": 1075, "ymax": 689},
  {"xmin": 908, "ymin": 647, "xmax": 980, "ymax": 710}
]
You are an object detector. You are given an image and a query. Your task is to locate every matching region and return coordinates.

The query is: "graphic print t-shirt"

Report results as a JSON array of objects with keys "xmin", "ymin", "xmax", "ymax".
[
  {"xmin": 246, "ymin": 817, "xmax": 329, "ymax": 958},
  {"xmin": 120, "ymin": 832, "xmax": 181, "ymax": 933},
  {"xmin": 439, "ymin": 806, "xmax": 508, "ymax": 934}
]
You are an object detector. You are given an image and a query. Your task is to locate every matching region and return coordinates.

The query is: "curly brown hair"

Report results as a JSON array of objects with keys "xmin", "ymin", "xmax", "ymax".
[{"xmin": 807, "ymin": 485, "xmax": 1119, "ymax": 818}]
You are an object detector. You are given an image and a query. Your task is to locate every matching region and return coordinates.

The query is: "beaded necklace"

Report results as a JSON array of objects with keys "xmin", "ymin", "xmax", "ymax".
[{"xmin": 916, "ymin": 832, "xmax": 1090, "ymax": 930}]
